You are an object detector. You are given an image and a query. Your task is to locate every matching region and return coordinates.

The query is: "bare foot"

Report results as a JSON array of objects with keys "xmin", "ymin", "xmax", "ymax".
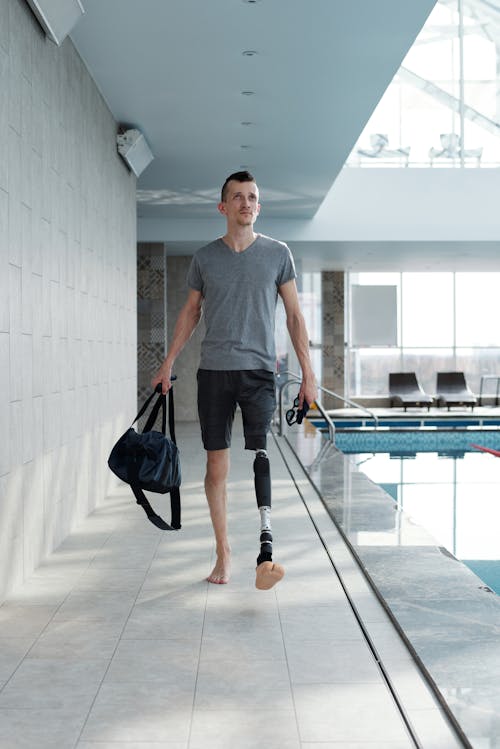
[
  {"xmin": 207, "ymin": 553, "xmax": 231, "ymax": 584},
  {"xmin": 255, "ymin": 561, "xmax": 285, "ymax": 590}
]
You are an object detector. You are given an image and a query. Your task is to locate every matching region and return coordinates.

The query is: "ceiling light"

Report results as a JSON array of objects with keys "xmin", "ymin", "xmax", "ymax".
[
  {"xmin": 242, "ymin": 50, "xmax": 258, "ymax": 56},
  {"xmin": 240, "ymin": 145, "xmax": 252, "ymax": 149},
  {"xmin": 241, "ymin": 121, "xmax": 254, "ymax": 126},
  {"xmin": 242, "ymin": 0, "xmax": 261, "ymax": 4},
  {"xmin": 241, "ymin": 91, "xmax": 255, "ymax": 96}
]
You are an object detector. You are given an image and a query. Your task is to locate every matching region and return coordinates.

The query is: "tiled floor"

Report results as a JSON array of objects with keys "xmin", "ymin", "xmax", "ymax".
[{"xmin": 0, "ymin": 420, "xmax": 465, "ymax": 748}]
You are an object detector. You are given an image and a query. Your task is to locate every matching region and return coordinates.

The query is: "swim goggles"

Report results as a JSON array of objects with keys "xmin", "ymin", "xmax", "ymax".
[{"xmin": 286, "ymin": 396, "xmax": 309, "ymax": 426}]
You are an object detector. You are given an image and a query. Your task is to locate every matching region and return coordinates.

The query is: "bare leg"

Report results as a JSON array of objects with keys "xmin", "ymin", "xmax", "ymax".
[{"xmin": 205, "ymin": 449, "xmax": 231, "ymax": 584}]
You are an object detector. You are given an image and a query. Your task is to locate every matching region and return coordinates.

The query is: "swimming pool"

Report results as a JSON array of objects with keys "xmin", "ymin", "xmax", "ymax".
[{"xmin": 336, "ymin": 430, "xmax": 500, "ymax": 595}]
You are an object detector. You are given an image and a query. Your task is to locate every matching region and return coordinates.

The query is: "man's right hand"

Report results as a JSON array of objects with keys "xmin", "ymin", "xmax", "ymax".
[{"xmin": 151, "ymin": 363, "xmax": 173, "ymax": 395}]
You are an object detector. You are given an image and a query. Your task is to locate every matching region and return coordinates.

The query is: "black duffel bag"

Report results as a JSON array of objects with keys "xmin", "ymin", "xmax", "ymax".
[{"xmin": 108, "ymin": 380, "xmax": 181, "ymax": 530}]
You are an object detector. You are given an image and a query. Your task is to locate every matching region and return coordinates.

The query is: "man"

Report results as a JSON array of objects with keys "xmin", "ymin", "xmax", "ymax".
[{"xmin": 152, "ymin": 171, "xmax": 317, "ymax": 589}]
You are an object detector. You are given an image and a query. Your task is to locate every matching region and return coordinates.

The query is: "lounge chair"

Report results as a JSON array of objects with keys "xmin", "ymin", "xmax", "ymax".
[
  {"xmin": 357, "ymin": 133, "xmax": 410, "ymax": 166},
  {"xmin": 429, "ymin": 133, "xmax": 482, "ymax": 167},
  {"xmin": 389, "ymin": 372, "xmax": 433, "ymax": 411},
  {"xmin": 436, "ymin": 372, "xmax": 477, "ymax": 410}
]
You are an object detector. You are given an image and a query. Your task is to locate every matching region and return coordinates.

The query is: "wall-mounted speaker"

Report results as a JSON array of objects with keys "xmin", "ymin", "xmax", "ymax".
[
  {"xmin": 117, "ymin": 128, "xmax": 154, "ymax": 178},
  {"xmin": 24, "ymin": 0, "xmax": 85, "ymax": 46}
]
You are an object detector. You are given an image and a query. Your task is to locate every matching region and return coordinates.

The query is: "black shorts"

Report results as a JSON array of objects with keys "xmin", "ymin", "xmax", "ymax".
[{"xmin": 197, "ymin": 369, "xmax": 276, "ymax": 451}]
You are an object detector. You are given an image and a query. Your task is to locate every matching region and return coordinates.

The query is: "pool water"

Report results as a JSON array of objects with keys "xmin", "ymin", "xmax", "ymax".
[{"xmin": 335, "ymin": 430, "xmax": 500, "ymax": 595}]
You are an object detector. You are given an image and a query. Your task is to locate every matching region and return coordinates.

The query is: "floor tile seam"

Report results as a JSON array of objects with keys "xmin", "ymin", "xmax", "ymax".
[
  {"xmin": 0, "ymin": 705, "xmax": 82, "ymax": 712},
  {"xmin": 275, "ymin": 560, "xmax": 312, "ymax": 744},
  {"xmin": 127, "ymin": 600, "xmax": 210, "ymax": 611},
  {"xmin": 190, "ymin": 706, "xmax": 297, "ymax": 714},
  {"xmin": 282, "ymin": 633, "xmax": 390, "ymax": 645},
  {"xmin": 72, "ymin": 528, "xmax": 175, "ymax": 749},
  {"xmin": 73, "ymin": 586, "xmax": 154, "ymax": 594},
  {"xmin": 289, "ymin": 678, "xmax": 398, "ymax": 687},
  {"xmin": 126, "ymin": 598, "xmax": 209, "ymax": 608},
  {"xmin": 187, "ymin": 579, "xmax": 213, "ymax": 749},
  {"xmin": 196, "ymin": 659, "xmax": 289, "ymax": 671},
  {"xmin": 282, "ymin": 638, "xmax": 371, "ymax": 646}
]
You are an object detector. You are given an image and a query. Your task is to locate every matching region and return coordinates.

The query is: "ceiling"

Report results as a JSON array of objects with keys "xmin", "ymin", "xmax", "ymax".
[{"xmin": 70, "ymin": 0, "xmax": 437, "ymax": 221}]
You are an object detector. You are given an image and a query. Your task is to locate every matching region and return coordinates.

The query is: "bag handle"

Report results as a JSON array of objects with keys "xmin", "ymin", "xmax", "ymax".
[
  {"xmin": 131, "ymin": 377, "xmax": 177, "ymax": 432},
  {"xmin": 142, "ymin": 385, "xmax": 177, "ymax": 444},
  {"xmin": 142, "ymin": 390, "xmax": 166, "ymax": 435}
]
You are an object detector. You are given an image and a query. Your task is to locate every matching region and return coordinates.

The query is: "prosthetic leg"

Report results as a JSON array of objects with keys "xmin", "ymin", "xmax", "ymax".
[{"xmin": 253, "ymin": 449, "xmax": 285, "ymax": 590}]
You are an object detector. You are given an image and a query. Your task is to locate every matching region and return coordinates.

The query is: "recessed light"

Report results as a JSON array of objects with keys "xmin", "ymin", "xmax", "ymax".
[
  {"xmin": 241, "ymin": 121, "xmax": 254, "ymax": 126},
  {"xmin": 240, "ymin": 145, "xmax": 252, "ymax": 149},
  {"xmin": 242, "ymin": 50, "xmax": 258, "ymax": 56},
  {"xmin": 241, "ymin": 91, "xmax": 255, "ymax": 96}
]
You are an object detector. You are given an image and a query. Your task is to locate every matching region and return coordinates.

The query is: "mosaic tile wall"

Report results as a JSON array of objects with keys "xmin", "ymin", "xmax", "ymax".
[
  {"xmin": 137, "ymin": 243, "xmax": 166, "ymax": 409},
  {"xmin": 137, "ymin": 250, "xmax": 203, "ymax": 423},
  {"xmin": 322, "ymin": 271, "xmax": 345, "ymax": 409},
  {"xmin": 166, "ymin": 255, "xmax": 204, "ymax": 422}
]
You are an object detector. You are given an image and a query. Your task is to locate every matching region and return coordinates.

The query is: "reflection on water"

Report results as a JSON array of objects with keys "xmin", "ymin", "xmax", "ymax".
[{"xmin": 341, "ymin": 437, "xmax": 500, "ymax": 595}]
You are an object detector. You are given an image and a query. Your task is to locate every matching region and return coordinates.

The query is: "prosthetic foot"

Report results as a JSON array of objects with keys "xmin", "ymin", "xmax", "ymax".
[{"xmin": 255, "ymin": 561, "xmax": 285, "ymax": 590}]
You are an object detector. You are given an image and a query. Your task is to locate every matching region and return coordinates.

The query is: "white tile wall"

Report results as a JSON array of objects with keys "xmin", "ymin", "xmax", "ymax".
[
  {"xmin": 0, "ymin": 50, "xmax": 8, "ymax": 193},
  {"xmin": 0, "ymin": 0, "xmax": 137, "ymax": 602},
  {"xmin": 0, "ymin": 189, "xmax": 9, "ymax": 332},
  {"xmin": 0, "ymin": 332, "xmax": 10, "ymax": 477},
  {"xmin": 22, "ymin": 456, "xmax": 44, "ymax": 576}
]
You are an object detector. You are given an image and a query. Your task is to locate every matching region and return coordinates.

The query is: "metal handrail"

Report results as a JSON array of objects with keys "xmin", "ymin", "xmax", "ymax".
[
  {"xmin": 316, "ymin": 384, "xmax": 379, "ymax": 428},
  {"xmin": 276, "ymin": 370, "xmax": 379, "ymax": 437}
]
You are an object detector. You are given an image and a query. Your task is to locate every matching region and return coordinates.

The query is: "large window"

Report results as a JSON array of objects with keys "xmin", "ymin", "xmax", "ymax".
[
  {"xmin": 346, "ymin": 0, "xmax": 500, "ymax": 168},
  {"xmin": 347, "ymin": 272, "xmax": 500, "ymax": 397}
]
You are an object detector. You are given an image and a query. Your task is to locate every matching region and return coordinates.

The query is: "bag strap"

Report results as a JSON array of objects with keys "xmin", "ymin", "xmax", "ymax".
[
  {"xmin": 131, "ymin": 378, "xmax": 181, "ymax": 531},
  {"xmin": 142, "ymin": 390, "xmax": 166, "ymax": 434},
  {"xmin": 131, "ymin": 386, "xmax": 161, "ymax": 427},
  {"xmin": 131, "ymin": 484, "xmax": 181, "ymax": 530}
]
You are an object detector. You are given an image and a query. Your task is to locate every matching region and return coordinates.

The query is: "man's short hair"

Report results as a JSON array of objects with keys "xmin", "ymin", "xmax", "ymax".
[{"xmin": 221, "ymin": 170, "xmax": 256, "ymax": 202}]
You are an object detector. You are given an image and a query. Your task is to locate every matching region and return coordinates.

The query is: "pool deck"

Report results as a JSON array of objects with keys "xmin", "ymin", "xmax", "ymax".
[
  {"xmin": 0, "ymin": 419, "xmax": 465, "ymax": 749},
  {"xmin": 284, "ymin": 419, "xmax": 500, "ymax": 749}
]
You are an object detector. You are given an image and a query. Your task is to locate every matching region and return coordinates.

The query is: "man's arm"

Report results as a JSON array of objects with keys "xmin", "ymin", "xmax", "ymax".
[
  {"xmin": 151, "ymin": 288, "xmax": 203, "ymax": 394},
  {"xmin": 278, "ymin": 279, "xmax": 318, "ymax": 409}
]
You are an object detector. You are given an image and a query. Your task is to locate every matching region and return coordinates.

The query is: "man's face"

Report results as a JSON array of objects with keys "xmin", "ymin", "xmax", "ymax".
[{"xmin": 218, "ymin": 180, "xmax": 260, "ymax": 226}]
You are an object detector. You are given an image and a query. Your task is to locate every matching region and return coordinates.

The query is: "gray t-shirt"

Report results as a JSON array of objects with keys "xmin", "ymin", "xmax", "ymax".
[{"xmin": 187, "ymin": 233, "xmax": 296, "ymax": 371}]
